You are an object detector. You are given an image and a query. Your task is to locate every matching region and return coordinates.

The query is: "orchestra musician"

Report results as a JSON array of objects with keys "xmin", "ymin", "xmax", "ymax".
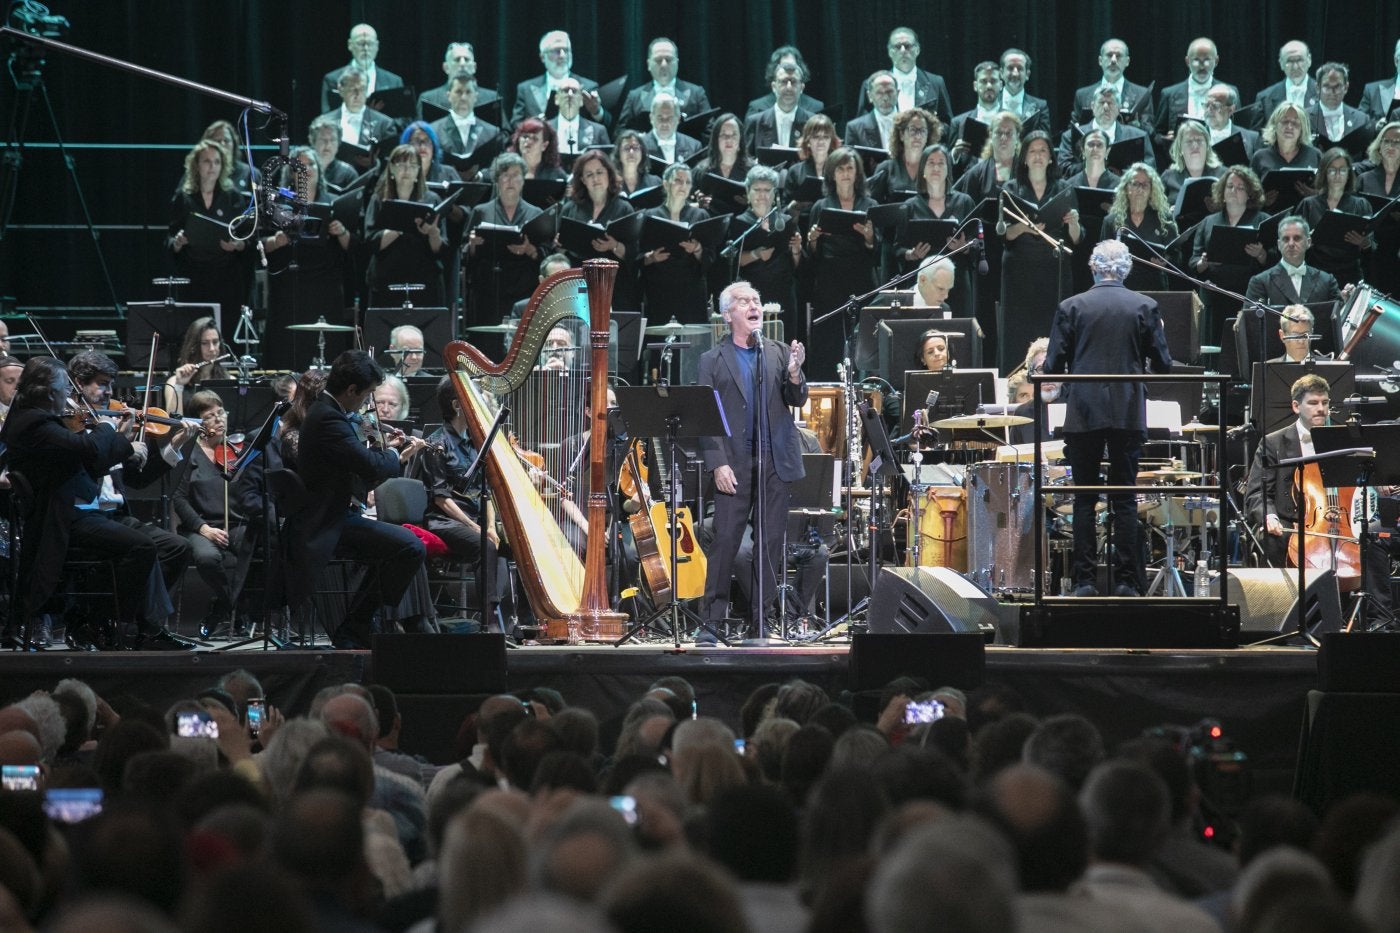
[
  {"xmin": 163, "ymin": 316, "xmax": 232, "ymax": 414},
  {"xmin": 1244, "ymin": 374, "xmax": 1392, "ymax": 623},
  {"xmin": 282, "ymin": 350, "xmax": 427, "ymax": 649},
  {"xmin": 697, "ymin": 281, "xmax": 808, "ymax": 643}
]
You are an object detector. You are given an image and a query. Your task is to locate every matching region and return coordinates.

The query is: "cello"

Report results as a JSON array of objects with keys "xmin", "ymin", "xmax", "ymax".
[{"xmin": 1287, "ymin": 461, "xmax": 1361, "ymax": 592}]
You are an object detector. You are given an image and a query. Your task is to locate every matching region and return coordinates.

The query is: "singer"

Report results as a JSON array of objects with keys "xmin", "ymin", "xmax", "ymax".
[
  {"xmin": 1044, "ymin": 239, "xmax": 1172, "ymax": 597},
  {"xmin": 696, "ymin": 281, "xmax": 808, "ymax": 644}
]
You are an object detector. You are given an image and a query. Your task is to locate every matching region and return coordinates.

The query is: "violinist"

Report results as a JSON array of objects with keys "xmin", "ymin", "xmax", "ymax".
[
  {"xmin": 0, "ymin": 356, "xmax": 190, "ymax": 651},
  {"xmin": 163, "ymin": 316, "xmax": 232, "ymax": 415},
  {"xmin": 172, "ymin": 391, "xmax": 256, "ymax": 638},
  {"xmin": 285, "ymin": 350, "xmax": 426, "ymax": 649},
  {"xmin": 1245, "ymin": 374, "xmax": 1392, "ymax": 620}
]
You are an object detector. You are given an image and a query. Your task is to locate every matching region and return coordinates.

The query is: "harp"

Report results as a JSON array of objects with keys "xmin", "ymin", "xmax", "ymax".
[{"xmin": 445, "ymin": 259, "xmax": 626, "ymax": 642}]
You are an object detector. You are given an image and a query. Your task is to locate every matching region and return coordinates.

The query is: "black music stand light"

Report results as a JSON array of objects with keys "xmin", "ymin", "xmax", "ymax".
[{"xmin": 612, "ymin": 385, "xmax": 729, "ymax": 649}]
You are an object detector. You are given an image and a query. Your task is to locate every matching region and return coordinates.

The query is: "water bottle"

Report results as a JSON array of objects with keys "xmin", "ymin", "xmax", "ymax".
[{"xmin": 1193, "ymin": 560, "xmax": 1210, "ymax": 598}]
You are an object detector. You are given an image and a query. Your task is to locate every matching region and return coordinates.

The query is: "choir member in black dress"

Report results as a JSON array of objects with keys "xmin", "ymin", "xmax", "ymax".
[
  {"xmin": 1101, "ymin": 163, "xmax": 1177, "ymax": 292},
  {"xmin": 196, "ymin": 119, "xmax": 260, "ymax": 196},
  {"xmin": 869, "ymin": 108, "xmax": 940, "ymax": 203},
  {"xmin": 953, "ymin": 111, "xmax": 1021, "ymax": 204},
  {"xmin": 694, "ymin": 113, "xmax": 754, "ymax": 304},
  {"xmin": 1296, "ymin": 148, "xmax": 1376, "ymax": 288},
  {"xmin": 999, "ymin": 131, "xmax": 1082, "ymax": 372},
  {"xmin": 733, "ymin": 164, "xmax": 802, "ymax": 331},
  {"xmin": 402, "ymin": 120, "xmax": 468, "ymax": 312},
  {"xmin": 308, "ymin": 115, "xmax": 360, "ymax": 192},
  {"xmin": 640, "ymin": 162, "xmax": 710, "ymax": 324},
  {"xmin": 464, "ymin": 153, "xmax": 544, "ymax": 325},
  {"xmin": 896, "ymin": 144, "xmax": 976, "ymax": 317},
  {"xmin": 781, "ymin": 114, "xmax": 837, "ymax": 227},
  {"xmin": 364, "ymin": 144, "xmax": 445, "ymax": 309},
  {"xmin": 1191, "ymin": 167, "xmax": 1270, "ymax": 349},
  {"xmin": 807, "ymin": 147, "xmax": 880, "ymax": 378},
  {"xmin": 614, "ymin": 130, "xmax": 661, "ymax": 196},
  {"xmin": 262, "ymin": 148, "xmax": 353, "ymax": 371},
  {"xmin": 1066, "ymin": 129, "xmax": 1122, "ymax": 294},
  {"xmin": 1250, "ymin": 102, "xmax": 1323, "ymax": 206},
  {"xmin": 509, "ymin": 118, "xmax": 568, "ymax": 183},
  {"xmin": 162, "ymin": 316, "xmax": 232, "ymax": 415},
  {"xmin": 167, "ymin": 139, "xmax": 252, "ymax": 327},
  {"xmin": 1160, "ymin": 119, "xmax": 1222, "ymax": 204},
  {"xmin": 1358, "ymin": 123, "xmax": 1400, "ymax": 298},
  {"xmin": 556, "ymin": 150, "xmax": 640, "ymax": 310}
]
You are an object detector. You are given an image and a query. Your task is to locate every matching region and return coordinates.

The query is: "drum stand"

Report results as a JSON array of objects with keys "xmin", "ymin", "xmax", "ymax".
[{"xmin": 1145, "ymin": 509, "xmax": 1188, "ymax": 597}]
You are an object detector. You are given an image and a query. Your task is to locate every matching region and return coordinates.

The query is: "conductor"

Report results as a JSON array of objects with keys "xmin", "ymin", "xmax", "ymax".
[
  {"xmin": 697, "ymin": 281, "xmax": 809, "ymax": 643},
  {"xmin": 1045, "ymin": 239, "xmax": 1173, "ymax": 597}
]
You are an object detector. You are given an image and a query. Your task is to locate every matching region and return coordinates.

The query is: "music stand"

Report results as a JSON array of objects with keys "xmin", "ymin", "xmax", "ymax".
[
  {"xmin": 611, "ymin": 385, "xmax": 730, "ymax": 649},
  {"xmin": 201, "ymin": 379, "xmax": 280, "ymax": 438},
  {"xmin": 855, "ymin": 304, "xmax": 933, "ymax": 372},
  {"xmin": 126, "ymin": 301, "xmax": 219, "ymax": 371},
  {"xmin": 365, "ymin": 306, "xmax": 453, "ymax": 372},
  {"xmin": 1312, "ymin": 423, "xmax": 1400, "ymax": 631},
  {"xmin": 878, "ymin": 316, "xmax": 982, "ymax": 378},
  {"xmin": 1252, "ymin": 362, "xmax": 1355, "ymax": 434},
  {"xmin": 899, "ymin": 369, "xmax": 999, "ymax": 436}
]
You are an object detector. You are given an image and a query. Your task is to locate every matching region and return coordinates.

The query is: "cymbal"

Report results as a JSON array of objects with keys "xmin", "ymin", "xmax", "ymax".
[
  {"xmin": 1148, "ymin": 469, "xmax": 1204, "ymax": 480},
  {"xmin": 466, "ymin": 324, "xmax": 520, "ymax": 334},
  {"xmin": 931, "ymin": 413, "xmax": 1031, "ymax": 429},
  {"xmin": 644, "ymin": 321, "xmax": 711, "ymax": 336},
  {"xmin": 1199, "ymin": 344, "xmax": 1222, "ymax": 355},
  {"xmin": 1181, "ymin": 421, "xmax": 1219, "ymax": 433},
  {"xmin": 287, "ymin": 318, "xmax": 356, "ymax": 333}
]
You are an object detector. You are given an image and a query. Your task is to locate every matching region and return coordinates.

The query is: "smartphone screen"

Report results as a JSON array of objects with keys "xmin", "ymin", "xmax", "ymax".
[
  {"xmin": 2, "ymin": 765, "xmax": 40, "ymax": 792},
  {"xmin": 246, "ymin": 699, "xmax": 265, "ymax": 736},
  {"xmin": 904, "ymin": 699, "xmax": 946, "ymax": 725},
  {"xmin": 609, "ymin": 795, "xmax": 638, "ymax": 825},
  {"xmin": 43, "ymin": 788, "xmax": 104, "ymax": 824},
  {"xmin": 177, "ymin": 711, "xmax": 219, "ymax": 739}
]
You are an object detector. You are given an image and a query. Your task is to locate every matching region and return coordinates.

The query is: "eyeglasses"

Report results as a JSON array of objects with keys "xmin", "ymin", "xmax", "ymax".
[
  {"xmin": 1326, "ymin": 166, "xmax": 1349, "ymax": 176},
  {"xmin": 1126, "ymin": 180, "xmax": 1150, "ymax": 189},
  {"xmin": 903, "ymin": 125, "xmax": 929, "ymax": 136},
  {"xmin": 889, "ymin": 41, "xmax": 917, "ymax": 50}
]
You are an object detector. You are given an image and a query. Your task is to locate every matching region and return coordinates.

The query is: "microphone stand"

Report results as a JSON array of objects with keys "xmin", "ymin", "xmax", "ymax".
[
  {"xmin": 742, "ymin": 331, "xmax": 786, "ymax": 646},
  {"xmin": 459, "ymin": 403, "xmax": 511, "ymax": 637},
  {"xmin": 719, "ymin": 205, "xmax": 780, "ymax": 260}
]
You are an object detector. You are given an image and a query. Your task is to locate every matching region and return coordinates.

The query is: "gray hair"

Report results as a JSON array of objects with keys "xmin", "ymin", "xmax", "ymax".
[
  {"xmin": 257, "ymin": 717, "xmax": 332, "ymax": 802},
  {"xmin": 917, "ymin": 255, "xmax": 955, "ymax": 287},
  {"xmin": 718, "ymin": 280, "xmax": 758, "ymax": 316},
  {"xmin": 1278, "ymin": 214, "xmax": 1311, "ymax": 239},
  {"xmin": 389, "ymin": 323, "xmax": 423, "ymax": 346},
  {"xmin": 53, "ymin": 679, "xmax": 98, "ymax": 735},
  {"xmin": 491, "ymin": 152, "xmax": 527, "ymax": 182},
  {"xmin": 744, "ymin": 164, "xmax": 781, "ymax": 192},
  {"xmin": 13, "ymin": 695, "xmax": 64, "ymax": 764},
  {"xmin": 866, "ymin": 815, "xmax": 1018, "ymax": 933},
  {"xmin": 1088, "ymin": 239, "xmax": 1133, "ymax": 280},
  {"xmin": 650, "ymin": 91, "xmax": 680, "ymax": 115}
]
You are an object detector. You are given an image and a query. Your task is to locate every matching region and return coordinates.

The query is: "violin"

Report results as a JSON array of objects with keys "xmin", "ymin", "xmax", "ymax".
[
  {"xmin": 105, "ymin": 401, "xmax": 203, "ymax": 437},
  {"xmin": 210, "ymin": 438, "xmax": 245, "ymax": 469}
]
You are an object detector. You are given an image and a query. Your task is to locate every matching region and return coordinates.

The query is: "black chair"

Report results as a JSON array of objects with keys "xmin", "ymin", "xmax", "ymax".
[{"xmin": 373, "ymin": 476, "xmax": 473, "ymax": 624}]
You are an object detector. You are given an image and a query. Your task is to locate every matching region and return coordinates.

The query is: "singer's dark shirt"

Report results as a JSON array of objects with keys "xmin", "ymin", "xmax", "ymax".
[{"xmin": 421, "ymin": 424, "xmax": 481, "ymax": 519}]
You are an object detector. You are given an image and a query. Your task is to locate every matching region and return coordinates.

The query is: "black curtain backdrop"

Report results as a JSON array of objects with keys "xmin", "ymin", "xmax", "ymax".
[{"xmin": 3, "ymin": 0, "xmax": 1399, "ymax": 317}]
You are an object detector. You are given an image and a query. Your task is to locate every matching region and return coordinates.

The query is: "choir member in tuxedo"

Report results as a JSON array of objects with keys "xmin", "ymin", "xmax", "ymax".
[
  {"xmin": 416, "ymin": 42, "xmax": 500, "ymax": 123},
  {"xmin": 282, "ymin": 351, "xmax": 426, "ymax": 649},
  {"xmin": 1243, "ymin": 216, "xmax": 1341, "ymax": 321},
  {"xmin": 1159, "ymin": 119, "xmax": 1221, "ymax": 204},
  {"xmin": 855, "ymin": 27, "xmax": 952, "ymax": 125},
  {"xmin": 614, "ymin": 130, "xmax": 661, "ymax": 196},
  {"xmin": 1057, "ymin": 86, "xmax": 1155, "ymax": 178},
  {"xmin": 430, "ymin": 75, "xmax": 503, "ymax": 180},
  {"xmin": 868, "ymin": 108, "xmax": 941, "ymax": 203},
  {"xmin": 999, "ymin": 131, "xmax": 1082, "ymax": 372},
  {"xmin": 806, "ymin": 147, "xmax": 880, "ymax": 378},
  {"xmin": 1204, "ymin": 85, "xmax": 1262, "ymax": 159},
  {"xmin": 1250, "ymin": 102, "xmax": 1322, "ymax": 201},
  {"xmin": 1358, "ymin": 123, "xmax": 1400, "ymax": 298},
  {"xmin": 308, "ymin": 116, "xmax": 360, "ymax": 192},
  {"xmin": 1296, "ymin": 148, "xmax": 1375, "ymax": 288},
  {"xmin": 262, "ymin": 148, "xmax": 353, "ymax": 372},
  {"xmin": 364, "ymin": 144, "xmax": 444, "ymax": 309},
  {"xmin": 618, "ymin": 37, "xmax": 714, "ymax": 132},
  {"xmin": 510, "ymin": 30, "xmax": 606, "ymax": 128},
  {"xmin": 744, "ymin": 64, "xmax": 815, "ymax": 155},
  {"xmin": 745, "ymin": 46, "xmax": 826, "ymax": 117},
  {"xmin": 321, "ymin": 68, "xmax": 396, "ymax": 173},
  {"xmin": 733, "ymin": 165, "xmax": 802, "ymax": 334},
  {"xmin": 1359, "ymin": 39, "xmax": 1400, "ymax": 126},
  {"xmin": 642, "ymin": 93, "xmax": 702, "ymax": 166},
  {"xmin": 1191, "ymin": 167, "xmax": 1269, "ymax": 350},
  {"xmin": 465, "ymin": 153, "xmax": 544, "ymax": 324},
  {"xmin": 1072, "ymin": 38, "xmax": 1153, "ymax": 124},
  {"xmin": 557, "ymin": 150, "xmax": 640, "ymax": 311},
  {"xmin": 1100, "ymin": 164, "xmax": 1177, "ymax": 292},
  {"xmin": 640, "ymin": 162, "xmax": 710, "ymax": 324},
  {"xmin": 998, "ymin": 48, "xmax": 1051, "ymax": 135},
  {"xmin": 1254, "ymin": 41, "xmax": 1318, "ymax": 117},
  {"xmin": 844, "ymin": 71, "xmax": 897, "ymax": 150},
  {"xmin": 949, "ymin": 62, "xmax": 1005, "ymax": 178},
  {"xmin": 696, "ymin": 281, "xmax": 808, "ymax": 643},
  {"xmin": 167, "ymin": 139, "xmax": 251, "ymax": 327},
  {"xmin": 1156, "ymin": 38, "xmax": 1234, "ymax": 141},
  {"xmin": 320, "ymin": 23, "xmax": 403, "ymax": 113},
  {"xmin": 1307, "ymin": 64, "xmax": 1371, "ymax": 159},
  {"xmin": 551, "ymin": 77, "xmax": 612, "ymax": 157}
]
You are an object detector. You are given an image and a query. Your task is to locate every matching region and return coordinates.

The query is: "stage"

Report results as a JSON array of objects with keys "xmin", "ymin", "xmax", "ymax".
[{"xmin": 0, "ymin": 634, "xmax": 1324, "ymax": 799}]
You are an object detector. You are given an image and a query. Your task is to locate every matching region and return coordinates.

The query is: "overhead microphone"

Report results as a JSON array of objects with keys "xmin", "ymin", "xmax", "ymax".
[{"xmin": 975, "ymin": 219, "xmax": 989, "ymax": 275}]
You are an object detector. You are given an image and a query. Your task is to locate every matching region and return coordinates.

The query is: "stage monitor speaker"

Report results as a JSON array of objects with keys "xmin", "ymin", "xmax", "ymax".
[
  {"xmin": 825, "ymin": 563, "xmax": 874, "ymax": 619},
  {"xmin": 1142, "ymin": 291, "xmax": 1201, "ymax": 364},
  {"xmin": 849, "ymin": 633, "xmax": 986, "ymax": 693},
  {"xmin": 866, "ymin": 566, "xmax": 999, "ymax": 641},
  {"xmin": 1213, "ymin": 568, "xmax": 1343, "ymax": 641},
  {"xmin": 1318, "ymin": 633, "xmax": 1400, "ymax": 692},
  {"xmin": 371, "ymin": 633, "xmax": 508, "ymax": 695}
]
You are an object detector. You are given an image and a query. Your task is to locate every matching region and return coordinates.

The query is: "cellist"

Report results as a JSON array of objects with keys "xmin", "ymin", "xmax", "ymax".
[{"xmin": 1245, "ymin": 374, "xmax": 1392, "ymax": 621}]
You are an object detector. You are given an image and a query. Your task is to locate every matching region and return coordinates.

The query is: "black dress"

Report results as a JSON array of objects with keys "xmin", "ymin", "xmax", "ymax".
[
  {"xmin": 809, "ymin": 194, "xmax": 879, "ymax": 379},
  {"xmin": 1297, "ymin": 192, "xmax": 1372, "ymax": 288},
  {"xmin": 1358, "ymin": 168, "xmax": 1400, "ymax": 297},
  {"xmin": 365, "ymin": 190, "xmax": 445, "ymax": 310},
  {"xmin": 999, "ymin": 178, "xmax": 1075, "ymax": 372},
  {"xmin": 265, "ymin": 196, "xmax": 351, "ymax": 370},
  {"xmin": 557, "ymin": 197, "xmax": 641, "ymax": 312},
  {"xmin": 464, "ymin": 197, "xmax": 544, "ymax": 326},
  {"xmin": 640, "ymin": 203, "xmax": 711, "ymax": 324},
  {"xmin": 1160, "ymin": 166, "xmax": 1220, "ymax": 205},
  {"xmin": 898, "ymin": 191, "xmax": 978, "ymax": 319},
  {"xmin": 1066, "ymin": 169, "xmax": 1122, "ymax": 294},
  {"xmin": 168, "ymin": 187, "xmax": 253, "ymax": 326},
  {"xmin": 732, "ymin": 209, "xmax": 799, "ymax": 333},
  {"xmin": 1099, "ymin": 207, "xmax": 1177, "ymax": 292},
  {"xmin": 1190, "ymin": 209, "xmax": 1267, "ymax": 352}
]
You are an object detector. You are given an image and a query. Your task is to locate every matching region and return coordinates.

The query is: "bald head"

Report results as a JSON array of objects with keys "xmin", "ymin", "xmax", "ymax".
[{"xmin": 320, "ymin": 694, "xmax": 378, "ymax": 750}]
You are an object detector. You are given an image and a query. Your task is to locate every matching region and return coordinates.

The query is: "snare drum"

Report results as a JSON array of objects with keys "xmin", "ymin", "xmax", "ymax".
[{"xmin": 907, "ymin": 485, "xmax": 968, "ymax": 570}]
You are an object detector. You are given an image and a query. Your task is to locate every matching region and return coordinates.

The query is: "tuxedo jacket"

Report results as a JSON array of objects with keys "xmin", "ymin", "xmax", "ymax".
[
  {"xmin": 697, "ymin": 337, "xmax": 809, "ymax": 483},
  {"xmin": 1255, "ymin": 78, "xmax": 1320, "ymax": 120},
  {"xmin": 1245, "ymin": 422, "xmax": 1303, "ymax": 527},
  {"xmin": 618, "ymin": 80, "xmax": 713, "ymax": 132},
  {"xmin": 843, "ymin": 111, "xmax": 887, "ymax": 149},
  {"xmin": 552, "ymin": 116, "xmax": 611, "ymax": 152},
  {"xmin": 743, "ymin": 106, "xmax": 815, "ymax": 155},
  {"xmin": 429, "ymin": 116, "xmax": 502, "ymax": 160},
  {"xmin": 1156, "ymin": 79, "xmax": 1239, "ymax": 134},
  {"xmin": 1004, "ymin": 92, "xmax": 1052, "ymax": 135},
  {"xmin": 856, "ymin": 68, "xmax": 952, "ymax": 123},
  {"xmin": 321, "ymin": 64, "xmax": 404, "ymax": 114},
  {"xmin": 643, "ymin": 130, "xmax": 702, "ymax": 164},
  {"xmin": 1073, "ymin": 80, "xmax": 1155, "ymax": 122},
  {"xmin": 1360, "ymin": 78, "xmax": 1399, "ymax": 123},
  {"xmin": 321, "ymin": 105, "xmax": 396, "ymax": 148},
  {"xmin": 417, "ymin": 83, "xmax": 501, "ymax": 121},
  {"xmin": 1244, "ymin": 263, "xmax": 1340, "ymax": 307},
  {"xmin": 746, "ymin": 91, "xmax": 825, "ymax": 117},
  {"xmin": 511, "ymin": 73, "xmax": 603, "ymax": 127},
  {"xmin": 1307, "ymin": 103, "xmax": 1372, "ymax": 155}
]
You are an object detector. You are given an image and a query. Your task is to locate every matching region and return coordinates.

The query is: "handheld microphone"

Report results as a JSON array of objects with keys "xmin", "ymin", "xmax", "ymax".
[
  {"xmin": 975, "ymin": 219, "xmax": 989, "ymax": 275},
  {"xmin": 995, "ymin": 192, "xmax": 1008, "ymax": 236}
]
